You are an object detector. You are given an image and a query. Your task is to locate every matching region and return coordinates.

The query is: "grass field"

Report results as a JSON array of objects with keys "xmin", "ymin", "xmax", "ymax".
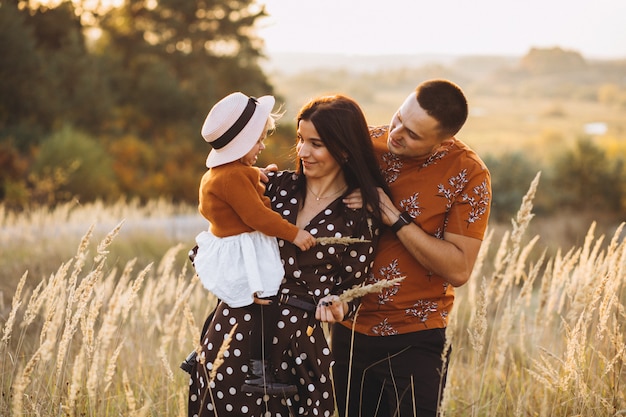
[
  {"xmin": 1, "ymin": 177, "xmax": 625, "ymax": 416},
  {"xmin": 270, "ymin": 69, "xmax": 626, "ymax": 162}
]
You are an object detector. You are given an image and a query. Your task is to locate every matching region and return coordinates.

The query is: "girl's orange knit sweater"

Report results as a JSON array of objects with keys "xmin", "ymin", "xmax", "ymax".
[{"xmin": 198, "ymin": 161, "xmax": 299, "ymax": 242}]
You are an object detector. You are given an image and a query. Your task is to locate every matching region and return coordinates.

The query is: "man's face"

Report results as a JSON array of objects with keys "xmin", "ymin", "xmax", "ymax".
[{"xmin": 387, "ymin": 93, "xmax": 444, "ymax": 158}]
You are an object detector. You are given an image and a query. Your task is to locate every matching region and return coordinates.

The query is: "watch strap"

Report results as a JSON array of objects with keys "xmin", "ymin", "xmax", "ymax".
[{"xmin": 391, "ymin": 211, "xmax": 412, "ymax": 233}]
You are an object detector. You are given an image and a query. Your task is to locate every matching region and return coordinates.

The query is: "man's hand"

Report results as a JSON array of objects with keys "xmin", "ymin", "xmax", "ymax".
[
  {"xmin": 375, "ymin": 188, "xmax": 402, "ymax": 227},
  {"xmin": 343, "ymin": 188, "xmax": 399, "ymax": 227},
  {"xmin": 342, "ymin": 189, "xmax": 363, "ymax": 210}
]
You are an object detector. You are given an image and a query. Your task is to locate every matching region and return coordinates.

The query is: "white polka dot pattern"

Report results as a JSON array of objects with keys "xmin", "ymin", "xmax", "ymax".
[{"xmin": 187, "ymin": 171, "xmax": 380, "ymax": 416}]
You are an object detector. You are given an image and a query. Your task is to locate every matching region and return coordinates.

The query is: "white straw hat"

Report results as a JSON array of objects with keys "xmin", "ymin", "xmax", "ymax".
[{"xmin": 201, "ymin": 92, "xmax": 275, "ymax": 168}]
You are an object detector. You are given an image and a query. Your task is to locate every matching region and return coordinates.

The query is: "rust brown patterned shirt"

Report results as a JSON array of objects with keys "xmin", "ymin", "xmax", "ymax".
[{"xmin": 345, "ymin": 126, "xmax": 492, "ymax": 336}]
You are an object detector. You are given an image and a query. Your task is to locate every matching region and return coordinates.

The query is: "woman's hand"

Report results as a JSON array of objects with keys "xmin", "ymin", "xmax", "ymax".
[{"xmin": 315, "ymin": 295, "xmax": 347, "ymax": 323}]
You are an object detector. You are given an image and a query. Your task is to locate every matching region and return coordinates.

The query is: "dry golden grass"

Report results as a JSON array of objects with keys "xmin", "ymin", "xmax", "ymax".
[
  {"xmin": 1, "ymin": 183, "xmax": 624, "ymax": 416},
  {"xmin": 1, "ymin": 201, "xmax": 211, "ymax": 416},
  {"xmin": 316, "ymin": 237, "xmax": 371, "ymax": 245},
  {"xmin": 442, "ymin": 173, "xmax": 626, "ymax": 416},
  {"xmin": 338, "ymin": 277, "xmax": 405, "ymax": 303}
]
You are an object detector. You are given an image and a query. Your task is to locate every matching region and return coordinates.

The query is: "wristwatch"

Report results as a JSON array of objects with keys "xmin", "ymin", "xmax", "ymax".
[{"xmin": 391, "ymin": 211, "xmax": 412, "ymax": 233}]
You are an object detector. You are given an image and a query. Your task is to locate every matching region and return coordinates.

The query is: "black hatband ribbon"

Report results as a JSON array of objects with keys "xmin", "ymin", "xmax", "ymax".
[{"xmin": 211, "ymin": 96, "xmax": 258, "ymax": 149}]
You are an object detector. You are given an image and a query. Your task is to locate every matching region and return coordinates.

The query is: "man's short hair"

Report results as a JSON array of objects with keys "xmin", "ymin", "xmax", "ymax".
[{"xmin": 415, "ymin": 79, "xmax": 468, "ymax": 139}]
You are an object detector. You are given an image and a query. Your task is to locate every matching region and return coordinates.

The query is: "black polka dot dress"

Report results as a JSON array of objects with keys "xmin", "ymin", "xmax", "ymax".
[{"xmin": 188, "ymin": 171, "xmax": 380, "ymax": 417}]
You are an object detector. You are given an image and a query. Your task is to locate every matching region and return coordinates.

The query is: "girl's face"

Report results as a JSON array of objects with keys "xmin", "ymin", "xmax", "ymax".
[
  {"xmin": 239, "ymin": 132, "xmax": 266, "ymax": 166},
  {"xmin": 296, "ymin": 119, "xmax": 341, "ymax": 179}
]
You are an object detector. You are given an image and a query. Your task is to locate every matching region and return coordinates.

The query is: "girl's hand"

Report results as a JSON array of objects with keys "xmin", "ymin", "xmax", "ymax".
[
  {"xmin": 259, "ymin": 163, "xmax": 278, "ymax": 183},
  {"xmin": 293, "ymin": 229, "xmax": 316, "ymax": 251},
  {"xmin": 253, "ymin": 295, "xmax": 272, "ymax": 306}
]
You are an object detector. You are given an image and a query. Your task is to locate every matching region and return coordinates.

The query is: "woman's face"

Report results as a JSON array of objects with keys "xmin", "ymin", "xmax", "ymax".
[
  {"xmin": 239, "ymin": 133, "xmax": 266, "ymax": 166},
  {"xmin": 297, "ymin": 119, "xmax": 341, "ymax": 179}
]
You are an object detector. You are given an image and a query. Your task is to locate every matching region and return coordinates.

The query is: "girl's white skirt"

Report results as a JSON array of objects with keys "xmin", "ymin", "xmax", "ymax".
[{"xmin": 193, "ymin": 230, "xmax": 284, "ymax": 308}]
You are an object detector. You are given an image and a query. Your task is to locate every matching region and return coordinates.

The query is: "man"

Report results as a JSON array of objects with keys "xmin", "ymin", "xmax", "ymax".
[{"xmin": 328, "ymin": 79, "xmax": 492, "ymax": 417}]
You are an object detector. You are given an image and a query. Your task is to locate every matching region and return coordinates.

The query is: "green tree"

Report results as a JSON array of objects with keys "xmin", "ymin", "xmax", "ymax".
[
  {"xmin": 98, "ymin": 0, "xmax": 273, "ymax": 138},
  {"xmin": 89, "ymin": 0, "xmax": 277, "ymax": 203},
  {"xmin": 483, "ymin": 152, "xmax": 541, "ymax": 221},
  {"xmin": 0, "ymin": 1, "xmax": 48, "ymax": 149},
  {"xmin": 550, "ymin": 137, "xmax": 624, "ymax": 212},
  {"xmin": 33, "ymin": 125, "xmax": 120, "ymax": 203},
  {"xmin": 28, "ymin": 2, "xmax": 114, "ymax": 133},
  {"xmin": 1, "ymin": 0, "xmax": 277, "ymax": 206},
  {"xmin": 0, "ymin": 1, "xmax": 114, "ymax": 149}
]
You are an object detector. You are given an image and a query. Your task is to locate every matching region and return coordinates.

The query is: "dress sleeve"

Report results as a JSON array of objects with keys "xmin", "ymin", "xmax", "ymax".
[{"xmin": 264, "ymin": 170, "xmax": 292, "ymax": 200}]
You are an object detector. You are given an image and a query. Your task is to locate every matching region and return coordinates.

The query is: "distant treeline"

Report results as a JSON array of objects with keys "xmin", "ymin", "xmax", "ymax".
[
  {"xmin": 1, "ymin": 1, "xmax": 625, "ymax": 221},
  {"xmin": 1, "ymin": 0, "xmax": 276, "ymax": 207},
  {"xmin": 483, "ymin": 139, "xmax": 625, "ymax": 221}
]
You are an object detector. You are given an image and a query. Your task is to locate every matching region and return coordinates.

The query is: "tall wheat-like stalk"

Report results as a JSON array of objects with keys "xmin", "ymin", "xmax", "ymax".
[
  {"xmin": 2, "ymin": 195, "xmax": 625, "ymax": 417},
  {"xmin": 337, "ymin": 276, "xmax": 406, "ymax": 303},
  {"xmin": 1, "ymin": 272, "xmax": 27, "ymax": 346},
  {"xmin": 196, "ymin": 323, "xmax": 239, "ymax": 417},
  {"xmin": 446, "ymin": 170, "xmax": 626, "ymax": 416},
  {"xmin": 1, "ymin": 200, "xmax": 207, "ymax": 417},
  {"xmin": 67, "ymin": 346, "xmax": 86, "ymax": 417}
]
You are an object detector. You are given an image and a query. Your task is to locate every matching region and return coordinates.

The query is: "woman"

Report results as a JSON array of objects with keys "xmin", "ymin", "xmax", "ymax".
[{"xmin": 187, "ymin": 95, "xmax": 388, "ymax": 417}]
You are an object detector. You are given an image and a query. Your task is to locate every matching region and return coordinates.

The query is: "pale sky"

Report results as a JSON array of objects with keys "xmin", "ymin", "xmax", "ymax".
[{"xmin": 257, "ymin": 0, "xmax": 626, "ymax": 58}]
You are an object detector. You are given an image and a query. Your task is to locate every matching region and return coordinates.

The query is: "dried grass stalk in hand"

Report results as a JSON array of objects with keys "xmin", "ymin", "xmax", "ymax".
[
  {"xmin": 338, "ymin": 276, "xmax": 406, "ymax": 303},
  {"xmin": 316, "ymin": 237, "xmax": 371, "ymax": 245}
]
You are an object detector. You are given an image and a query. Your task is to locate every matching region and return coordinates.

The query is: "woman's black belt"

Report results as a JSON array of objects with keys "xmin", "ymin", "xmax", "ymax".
[
  {"xmin": 277, "ymin": 294, "xmax": 318, "ymax": 335},
  {"xmin": 277, "ymin": 294, "xmax": 316, "ymax": 312}
]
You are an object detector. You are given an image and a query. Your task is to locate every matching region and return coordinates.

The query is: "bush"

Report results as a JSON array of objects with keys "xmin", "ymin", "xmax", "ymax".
[
  {"xmin": 550, "ymin": 137, "xmax": 625, "ymax": 212},
  {"xmin": 32, "ymin": 125, "xmax": 120, "ymax": 203},
  {"xmin": 483, "ymin": 152, "xmax": 539, "ymax": 221}
]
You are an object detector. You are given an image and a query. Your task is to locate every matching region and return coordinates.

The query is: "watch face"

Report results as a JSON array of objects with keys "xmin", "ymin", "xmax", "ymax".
[{"xmin": 392, "ymin": 212, "xmax": 411, "ymax": 232}]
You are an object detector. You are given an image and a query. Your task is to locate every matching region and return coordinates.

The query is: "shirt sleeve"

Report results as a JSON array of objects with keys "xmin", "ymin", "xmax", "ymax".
[{"xmin": 445, "ymin": 164, "xmax": 492, "ymax": 240}]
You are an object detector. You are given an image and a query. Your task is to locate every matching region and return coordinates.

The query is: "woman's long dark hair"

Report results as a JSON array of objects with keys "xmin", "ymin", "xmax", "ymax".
[{"xmin": 295, "ymin": 94, "xmax": 389, "ymax": 223}]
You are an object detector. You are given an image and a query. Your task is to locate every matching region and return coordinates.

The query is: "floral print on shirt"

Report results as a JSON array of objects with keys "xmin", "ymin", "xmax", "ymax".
[{"xmin": 348, "ymin": 126, "xmax": 492, "ymax": 337}]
